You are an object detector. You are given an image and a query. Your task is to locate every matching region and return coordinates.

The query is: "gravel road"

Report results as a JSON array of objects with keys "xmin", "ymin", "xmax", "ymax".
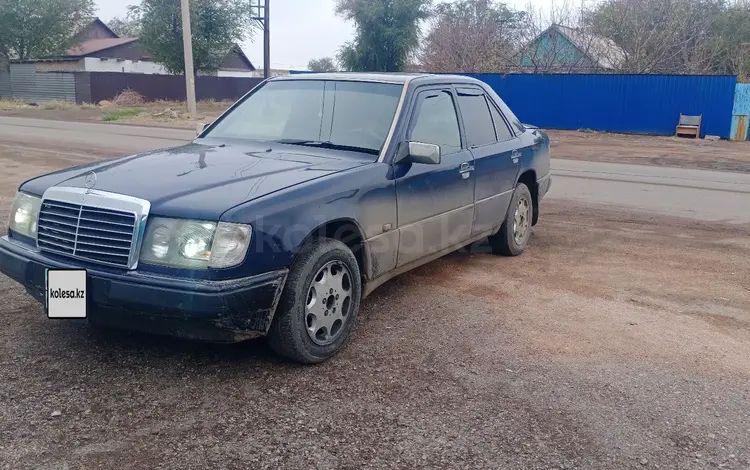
[{"xmin": 0, "ymin": 120, "xmax": 749, "ymax": 469}]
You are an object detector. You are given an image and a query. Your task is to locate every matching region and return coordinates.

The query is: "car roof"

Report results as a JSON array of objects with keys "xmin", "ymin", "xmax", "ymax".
[{"xmin": 270, "ymin": 72, "xmax": 486, "ymax": 86}]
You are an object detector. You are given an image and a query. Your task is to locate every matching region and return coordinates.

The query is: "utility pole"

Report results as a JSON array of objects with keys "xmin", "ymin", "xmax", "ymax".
[
  {"xmin": 180, "ymin": 0, "xmax": 197, "ymax": 118},
  {"xmin": 251, "ymin": 0, "xmax": 270, "ymax": 79}
]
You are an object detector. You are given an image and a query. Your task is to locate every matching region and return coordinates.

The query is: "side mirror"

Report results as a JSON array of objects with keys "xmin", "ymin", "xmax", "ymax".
[
  {"xmin": 196, "ymin": 122, "xmax": 208, "ymax": 136},
  {"xmin": 407, "ymin": 141, "xmax": 441, "ymax": 165}
]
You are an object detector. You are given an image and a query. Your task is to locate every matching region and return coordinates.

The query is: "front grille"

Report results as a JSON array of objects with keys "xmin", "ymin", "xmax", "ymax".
[{"xmin": 37, "ymin": 199, "xmax": 137, "ymax": 268}]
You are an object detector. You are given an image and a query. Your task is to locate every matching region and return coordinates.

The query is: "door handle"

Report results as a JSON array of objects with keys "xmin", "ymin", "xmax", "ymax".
[{"xmin": 459, "ymin": 162, "xmax": 474, "ymax": 179}]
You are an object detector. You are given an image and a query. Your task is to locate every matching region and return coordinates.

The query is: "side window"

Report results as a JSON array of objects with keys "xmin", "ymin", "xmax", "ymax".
[
  {"xmin": 494, "ymin": 96, "xmax": 525, "ymax": 135},
  {"xmin": 509, "ymin": 117, "xmax": 525, "ymax": 135},
  {"xmin": 409, "ymin": 90, "xmax": 462, "ymax": 155},
  {"xmin": 457, "ymin": 92, "xmax": 496, "ymax": 148},
  {"xmin": 489, "ymin": 102, "xmax": 514, "ymax": 142}
]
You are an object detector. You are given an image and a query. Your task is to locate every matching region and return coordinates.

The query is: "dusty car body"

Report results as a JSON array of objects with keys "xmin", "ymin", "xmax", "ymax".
[{"xmin": 0, "ymin": 73, "xmax": 551, "ymax": 363}]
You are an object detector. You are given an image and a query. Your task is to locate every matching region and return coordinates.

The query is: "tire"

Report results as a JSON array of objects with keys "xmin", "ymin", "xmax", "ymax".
[
  {"xmin": 488, "ymin": 183, "xmax": 533, "ymax": 256},
  {"xmin": 267, "ymin": 238, "xmax": 362, "ymax": 364}
]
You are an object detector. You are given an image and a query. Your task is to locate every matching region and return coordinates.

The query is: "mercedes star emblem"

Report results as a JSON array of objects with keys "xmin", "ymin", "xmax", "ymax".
[{"xmin": 84, "ymin": 171, "xmax": 97, "ymax": 190}]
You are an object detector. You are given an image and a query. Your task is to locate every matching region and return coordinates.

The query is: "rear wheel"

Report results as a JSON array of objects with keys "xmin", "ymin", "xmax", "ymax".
[
  {"xmin": 489, "ymin": 183, "xmax": 533, "ymax": 256},
  {"xmin": 267, "ymin": 238, "xmax": 361, "ymax": 364}
]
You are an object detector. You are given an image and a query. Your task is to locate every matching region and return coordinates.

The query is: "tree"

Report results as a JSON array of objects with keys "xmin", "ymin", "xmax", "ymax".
[
  {"xmin": 108, "ymin": 7, "xmax": 143, "ymax": 37},
  {"xmin": 583, "ymin": 0, "xmax": 726, "ymax": 74},
  {"xmin": 135, "ymin": 0, "xmax": 253, "ymax": 74},
  {"xmin": 308, "ymin": 57, "xmax": 338, "ymax": 72},
  {"xmin": 0, "ymin": 0, "xmax": 95, "ymax": 61},
  {"xmin": 420, "ymin": 0, "xmax": 526, "ymax": 73},
  {"xmin": 710, "ymin": 1, "xmax": 750, "ymax": 81},
  {"xmin": 336, "ymin": 0, "xmax": 432, "ymax": 72}
]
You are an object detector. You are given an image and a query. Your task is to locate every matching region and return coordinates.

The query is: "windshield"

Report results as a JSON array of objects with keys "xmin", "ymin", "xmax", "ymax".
[{"xmin": 204, "ymin": 79, "xmax": 403, "ymax": 155}]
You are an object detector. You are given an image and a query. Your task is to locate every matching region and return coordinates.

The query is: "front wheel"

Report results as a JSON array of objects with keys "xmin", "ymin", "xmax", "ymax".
[
  {"xmin": 267, "ymin": 238, "xmax": 362, "ymax": 364},
  {"xmin": 488, "ymin": 183, "xmax": 533, "ymax": 256}
]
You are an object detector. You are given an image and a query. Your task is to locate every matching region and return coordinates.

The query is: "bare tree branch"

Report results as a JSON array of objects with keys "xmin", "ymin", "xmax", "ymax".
[{"xmin": 419, "ymin": 0, "xmax": 526, "ymax": 73}]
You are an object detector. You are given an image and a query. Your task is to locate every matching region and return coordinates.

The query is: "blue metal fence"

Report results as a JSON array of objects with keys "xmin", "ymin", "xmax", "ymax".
[
  {"xmin": 290, "ymin": 71, "xmax": 738, "ymax": 138},
  {"xmin": 468, "ymin": 73, "xmax": 737, "ymax": 138}
]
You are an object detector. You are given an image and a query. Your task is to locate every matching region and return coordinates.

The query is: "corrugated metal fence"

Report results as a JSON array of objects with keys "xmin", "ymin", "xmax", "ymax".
[
  {"xmin": 1, "ymin": 65, "xmax": 262, "ymax": 104},
  {"xmin": 469, "ymin": 73, "xmax": 736, "ymax": 138},
  {"xmin": 9, "ymin": 63, "xmax": 77, "ymax": 103},
  {"xmin": 0, "ymin": 71, "xmax": 10, "ymax": 98},
  {"xmin": 87, "ymin": 72, "xmax": 263, "ymax": 102}
]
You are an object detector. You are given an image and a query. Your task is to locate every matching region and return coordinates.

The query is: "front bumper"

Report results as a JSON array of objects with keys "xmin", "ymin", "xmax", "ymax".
[{"xmin": 0, "ymin": 236, "xmax": 288, "ymax": 343}]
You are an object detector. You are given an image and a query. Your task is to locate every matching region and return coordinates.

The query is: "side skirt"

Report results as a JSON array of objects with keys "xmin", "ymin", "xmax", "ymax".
[{"xmin": 362, "ymin": 228, "xmax": 497, "ymax": 298}]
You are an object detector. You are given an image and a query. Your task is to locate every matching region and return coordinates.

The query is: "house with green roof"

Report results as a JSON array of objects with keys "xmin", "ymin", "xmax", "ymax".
[{"xmin": 516, "ymin": 24, "xmax": 626, "ymax": 73}]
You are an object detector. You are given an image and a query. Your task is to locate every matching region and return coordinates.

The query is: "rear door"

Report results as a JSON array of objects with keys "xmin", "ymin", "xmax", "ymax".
[
  {"xmin": 455, "ymin": 87, "xmax": 521, "ymax": 236},
  {"xmin": 395, "ymin": 87, "xmax": 475, "ymax": 267}
]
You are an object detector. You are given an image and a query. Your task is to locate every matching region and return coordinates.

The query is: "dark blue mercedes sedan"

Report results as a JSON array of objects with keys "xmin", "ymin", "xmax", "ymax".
[{"xmin": 0, "ymin": 73, "xmax": 551, "ymax": 363}]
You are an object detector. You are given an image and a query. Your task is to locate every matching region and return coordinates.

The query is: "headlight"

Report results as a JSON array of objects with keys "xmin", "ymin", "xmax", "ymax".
[
  {"xmin": 140, "ymin": 217, "xmax": 252, "ymax": 269},
  {"xmin": 8, "ymin": 192, "xmax": 41, "ymax": 240}
]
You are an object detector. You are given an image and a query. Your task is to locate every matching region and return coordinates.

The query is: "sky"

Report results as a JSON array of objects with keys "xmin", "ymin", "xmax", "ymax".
[{"xmin": 93, "ymin": 0, "xmax": 548, "ymax": 70}]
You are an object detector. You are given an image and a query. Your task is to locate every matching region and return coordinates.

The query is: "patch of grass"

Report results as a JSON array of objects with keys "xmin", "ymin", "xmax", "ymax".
[
  {"xmin": 102, "ymin": 108, "xmax": 145, "ymax": 121},
  {"xmin": 0, "ymin": 99, "xmax": 29, "ymax": 111},
  {"xmin": 78, "ymin": 102, "xmax": 99, "ymax": 110},
  {"xmin": 41, "ymin": 100, "xmax": 73, "ymax": 110}
]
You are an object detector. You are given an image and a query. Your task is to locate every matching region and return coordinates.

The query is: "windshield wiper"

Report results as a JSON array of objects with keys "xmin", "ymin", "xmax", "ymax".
[{"xmin": 275, "ymin": 139, "xmax": 380, "ymax": 156}]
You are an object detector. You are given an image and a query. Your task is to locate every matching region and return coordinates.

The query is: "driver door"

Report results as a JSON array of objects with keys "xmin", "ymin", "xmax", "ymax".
[{"xmin": 394, "ymin": 87, "xmax": 475, "ymax": 267}]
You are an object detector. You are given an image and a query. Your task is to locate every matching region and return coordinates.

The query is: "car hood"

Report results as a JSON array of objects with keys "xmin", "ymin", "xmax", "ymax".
[{"xmin": 23, "ymin": 142, "xmax": 369, "ymax": 220}]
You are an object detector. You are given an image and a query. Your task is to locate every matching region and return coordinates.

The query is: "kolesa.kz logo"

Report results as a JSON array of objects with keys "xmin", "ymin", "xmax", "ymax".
[
  {"xmin": 48, "ymin": 288, "xmax": 86, "ymax": 299},
  {"xmin": 46, "ymin": 269, "xmax": 88, "ymax": 319}
]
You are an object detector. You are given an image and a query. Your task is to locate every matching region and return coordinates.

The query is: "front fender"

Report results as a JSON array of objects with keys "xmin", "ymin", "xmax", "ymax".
[{"xmin": 221, "ymin": 163, "xmax": 397, "ymax": 277}]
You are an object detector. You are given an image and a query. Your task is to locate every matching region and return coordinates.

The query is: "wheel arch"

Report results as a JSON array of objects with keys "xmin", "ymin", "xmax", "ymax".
[
  {"xmin": 517, "ymin": 169, "xmax": 540, "ymax": 226},
  {"xmin": 296, "ymin": 218, "xmax": 369, "ymax": 281}
]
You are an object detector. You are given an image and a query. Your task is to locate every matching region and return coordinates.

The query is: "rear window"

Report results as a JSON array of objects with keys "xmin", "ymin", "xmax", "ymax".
[
  {"xmin": 490, "ymin": 103, "xmax": 514, "ymax": 142},
  {"xmin": 491, "ymin": 94, "xmax": 525, "ymax": 135}
]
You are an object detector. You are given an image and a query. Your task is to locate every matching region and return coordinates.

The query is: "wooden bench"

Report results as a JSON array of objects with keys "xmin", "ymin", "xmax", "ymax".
[{"xmin": 676, "ymin": 114, "xmax": 702, "ymax": 138}]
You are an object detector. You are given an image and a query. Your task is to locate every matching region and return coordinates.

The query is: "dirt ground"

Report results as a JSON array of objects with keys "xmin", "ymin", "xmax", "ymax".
[
  {"xmin": 0, "ymin": 100, "xmax": 230, "ymax": 129},
  {"xmin": 0, "ymin": 136, "xmax": 749, "ymax": 468},
  {"xmin": 550, "ymin": 130, "xmax": 750, "ymax": 173}
]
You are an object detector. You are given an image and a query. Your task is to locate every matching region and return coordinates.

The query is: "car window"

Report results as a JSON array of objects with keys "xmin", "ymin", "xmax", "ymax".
[
  {"xmin": 509, "ymin": 118, "xmax": 525, "ymax": 135},
  {"xmin": 493, "ymin": 96, "xmax": 525, "ymax": 135},
  {"xmin": 205, "ymin": 80, "xmax": 403, "ymax": 156},
  {"xmin": 409, "ymin": 90, "xmax": 461, "ymax": 155},
  {"xmin": 210, "ymin": 80, "xmax": 325, "ymax": 142},
  {"xmin": 489, "ymin": 102, "xmax": 514, "ymax": 142},
  {"xmin": 457, "ymin": 92, "xmax": 496, "ymax": 148},
  {"xmin": 328, "ymin": 81, "xmax": 403, "ymax": 151}
]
